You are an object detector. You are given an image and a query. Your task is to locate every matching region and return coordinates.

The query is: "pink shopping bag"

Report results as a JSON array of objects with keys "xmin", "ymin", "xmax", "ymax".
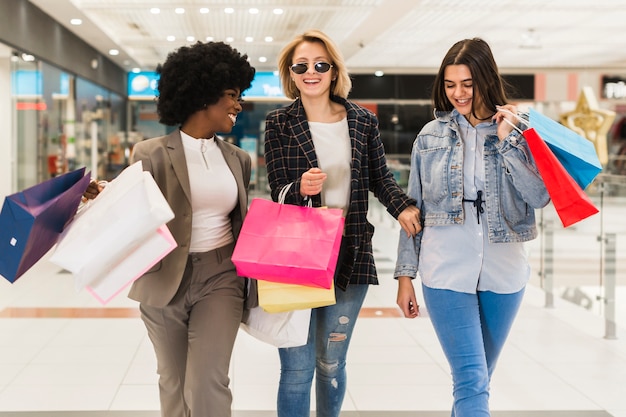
[{"xmin": 232, "ymin": 198, "xmax": 344, "ymax": 289}]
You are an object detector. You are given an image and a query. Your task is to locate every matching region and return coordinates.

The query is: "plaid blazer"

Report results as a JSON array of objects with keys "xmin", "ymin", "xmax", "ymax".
[{"xmin": 264, "ymin": 96, "xmax": 416, "ymax": 290}]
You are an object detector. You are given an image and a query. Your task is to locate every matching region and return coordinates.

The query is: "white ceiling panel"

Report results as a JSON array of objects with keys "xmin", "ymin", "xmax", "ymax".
[{"xmin": 26, "ymin": 0, "xmax": 626, "ymax": 74}]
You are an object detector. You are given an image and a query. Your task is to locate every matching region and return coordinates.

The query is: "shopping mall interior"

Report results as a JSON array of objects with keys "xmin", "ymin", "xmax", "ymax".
[{"xmin": 0, "ymin": 0, "xmax": 625, "ymax": 416}]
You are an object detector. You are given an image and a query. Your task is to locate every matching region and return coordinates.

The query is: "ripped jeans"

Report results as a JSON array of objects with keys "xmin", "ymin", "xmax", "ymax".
[{"xmin": 277, "ymin": 283, "xmax": 369, "ymax": 417}]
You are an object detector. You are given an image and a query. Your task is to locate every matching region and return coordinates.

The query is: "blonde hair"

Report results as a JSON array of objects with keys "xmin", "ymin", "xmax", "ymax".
[{"xmin": 277, "ymin": 29, "xmax": 352, "ymax": 99}]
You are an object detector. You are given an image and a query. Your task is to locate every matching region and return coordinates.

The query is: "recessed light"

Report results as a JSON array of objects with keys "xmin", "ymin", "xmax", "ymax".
[
  {"xmin": 226, "ymin": 37, "xmax": 234, "ymax": 42},
  {"xmin": 108, "ymin": 49, "xmax": 119, "ymax": 56},
  {"xmin": 200, "ymin": 8, "xmax": 209, "ymax": 14},
  {"xmin": 175, "ymin": 8, "xmax": 185, "ymax": 14},
  {"xmin": 150, "ymin": 8, "xmax": 160, "ymax": 14},
  {"xmin": 265, "ymin": 36, "xmax": 273, "ymax": 42},
  {"xmin": 259, "ymin": 57, "xmax": 267, "ymax": 63},
  {"xmin": 273, "ymin": 8, "xmax": 283, "ymax": 15},
  {"xmin": 187, "ymin": 36, "xmax": 195, "ymax": 42},
  {"xmin": 249, "ymin": 8, "xmax": 259, "ymax": 14},
  {"xmin": 224, "ymin": 8, "xmax": 234, "ymax": 14},
  {"xmin": 70, "ymin": 18, "xmax": 82, "ymax": 25},
  {"xmin": 166, "ymin": 35, "xmax": 176, "ymax": 42},
  {"xmin": 374, "ymin": 70, "xmax": 384, "ymax": 77},
  {"xmin": 206, "ymin": 36, "xmax": 214, "ymax": 42},
  {"xmin": 245, "ymin": 36, "xmax": 253, "ymax": 42}
]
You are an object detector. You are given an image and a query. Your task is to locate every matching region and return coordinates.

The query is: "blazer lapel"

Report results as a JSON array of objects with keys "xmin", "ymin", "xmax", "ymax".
[
  {"xmin": 166, "ymin": 130, "xmax": 192, "ymax": 204},
  {"xmin": 286, "ymin": 100, "xmax": 319, "ymax": 168}
]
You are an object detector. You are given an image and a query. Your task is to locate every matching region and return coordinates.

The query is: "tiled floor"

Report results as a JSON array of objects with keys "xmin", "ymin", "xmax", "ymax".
[{"xmin": 0, "ymin": 195, "xmax": 625, "ymax": 417}]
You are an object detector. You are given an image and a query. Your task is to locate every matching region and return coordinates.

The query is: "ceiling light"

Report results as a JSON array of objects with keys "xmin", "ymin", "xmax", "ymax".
[
  {"xmin": 226, "ymin": 37, "xmax": 234, "ymax": 42},
  {"xmin": 70, "ymin": 18, "xmax": 82, "ymax": 25},
  {"xmin": 150, "ymin": 8, "xmax": 160, "ymax": 14},
  {"xmin": 224, "ymin": 8, "xmax": 234, "ymax": 14},
  {"xmin": 21, "ymin": 53, "xmax": 35, "ymax": 62},
  {"xmin": 265, "ymin": 36, "xmax": 273, "ymax": 42},
  {"xmin": 187, "ymin": 36, "xmax": 195, "ymax": 42},
  {"xmin": 206, "ymin": 36, "xmax": 214, "ymax": 42},
  {"xmin": 259, "ymin": 57, "xmax": 267, "ymax": 63},
  {"xmin": 166, "ymin": 35, "xmax": 176, "ymax": 42},
  {"xmin": 374, "ymin": 70, "xmax": 384, "ymax": 77},
  {"xmin": 200, "ymin": 8, "xmax": 209, "ymax": 14},
  {"xmin": 249, "ymin": 8, "xmax": 259, "ymax": 14},
  {"xmin": 520, "ymin": 28, "xmax": 541, "ymax": 49},
  {"xmin": 175, "ymin": 8, "xmax": 185, "ymax": 14},
  {"xmin": 132, "ymin": 68, "xmax": 141, "ymax": 73},
  {"xmin": 245, "ymin": 36, "xmax": 254, "ymax": 42},
  {"xmin": 273, "ymin": 8, "xmax": 284, "ymax": 15},
  {"xmin": 108, "ymin": 49, "xmax": 119, "ymax": 56}
]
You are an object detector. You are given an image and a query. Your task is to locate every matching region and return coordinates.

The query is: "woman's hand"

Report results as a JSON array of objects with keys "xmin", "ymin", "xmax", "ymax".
[
  {"xmin": 82, "ymin": 180, "xmax": 106, "ymax": 201},
  {"xmin": 300, "ymin": 167, "xmax": 327, "ymax": 197},
  {"xmin": 494, "ymin": 104, "xmax": 519, "ymax": 141},
  {"xmin": 398, "ymin": 205, "xmax": 421, "ymax": 237},
  {"xmin": 397, "ymin": 276, "xmax": 419, "ymax": 318}
]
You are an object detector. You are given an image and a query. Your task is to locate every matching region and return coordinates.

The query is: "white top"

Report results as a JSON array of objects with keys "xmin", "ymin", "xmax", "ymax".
[
  {"xmin": 309, "ymin": 118, "xmax": 351, "ymax": 214},
  {"xmin": 181, "ymin": 131, "xmax": 238, "ymax": 252}
]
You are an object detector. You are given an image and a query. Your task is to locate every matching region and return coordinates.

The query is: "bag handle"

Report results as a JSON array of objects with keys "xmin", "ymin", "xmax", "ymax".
[
  {"xmin": 277, "ymin": 182, "xmax": 313, "ymax": 207},
  {"xmin": 496, "ymin": 106, "xmax": 530, "ymax": 135},
  {"xmin": 278, "ymin": 183, "xmax": 292, "ymax": 204}
]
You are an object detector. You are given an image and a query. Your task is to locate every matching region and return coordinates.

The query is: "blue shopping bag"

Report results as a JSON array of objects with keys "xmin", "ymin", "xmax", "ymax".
[
  {"xmin": 529, "ymin": 108, "xmax": 602, "ymax": 190},
  {"xmin": 0, "ymin": 168, "xmax": 91, "ymax": 283}
]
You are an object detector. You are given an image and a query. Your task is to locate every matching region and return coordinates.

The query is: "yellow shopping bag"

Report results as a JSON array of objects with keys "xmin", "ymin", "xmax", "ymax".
[{"xmin": 258, "ymin": 279, "xmax": 336, "ymax": 313}]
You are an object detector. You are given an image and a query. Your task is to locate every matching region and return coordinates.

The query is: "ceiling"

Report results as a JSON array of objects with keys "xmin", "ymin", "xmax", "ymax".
[{"xmin": 28, "ymin": 0, "xmax": 626, "ymax": 75}]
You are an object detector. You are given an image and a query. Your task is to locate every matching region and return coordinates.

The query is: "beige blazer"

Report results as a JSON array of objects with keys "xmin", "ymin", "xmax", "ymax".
[{"xmin": 127, "ymin": 130, "xmax": 251, "ymax": 307}]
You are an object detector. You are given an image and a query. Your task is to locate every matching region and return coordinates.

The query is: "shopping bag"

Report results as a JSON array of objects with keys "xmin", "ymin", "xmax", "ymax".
[
  {"xmin": 49, "ymin": 161, "xmax": 175, "ymax": 289},
  {"xmin": 232, "ymin": 196, "xmax": 344, "ymax": 289},
  {"xmin": 528, "ymin": 108, "xmax": 602, "ymax": 190},
  {"xmin": 86, "ymin": 224, "xmax": 177, "ymax": 304},
  {"xmin": 241, "ymin": 306, "xmax": 311, "ymax": 348},
  {"xmin": 523, "ymin": 127, "xmax": 599, "ymax": 227},
  {"xmin": 258, "ymin": 279, "xmax": 336, "ymax": 313},
  {"xmin": 0, "ymin": 168, "xmax": 91, "ymax": 283}
]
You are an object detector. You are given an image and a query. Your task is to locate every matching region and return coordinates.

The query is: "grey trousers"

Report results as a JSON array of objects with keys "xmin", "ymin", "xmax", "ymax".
[{"xmin": 140, "ymin": 242, "xmax": 245, "ymax": 417}]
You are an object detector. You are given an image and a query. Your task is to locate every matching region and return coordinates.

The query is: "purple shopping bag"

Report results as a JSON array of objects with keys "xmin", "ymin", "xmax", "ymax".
[
  {"xmin": 231, "ymin": 198, "xmax": 345, "ymax": 289},
  {"xmin": 0, "ymin": 168, "xmax": 91, "ymax": 283}
]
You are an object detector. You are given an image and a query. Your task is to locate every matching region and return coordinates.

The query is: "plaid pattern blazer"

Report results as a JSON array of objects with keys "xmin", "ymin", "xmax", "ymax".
[{"xmin": 264, "ymin": 96, "xmax": 416, "ymax": 290}]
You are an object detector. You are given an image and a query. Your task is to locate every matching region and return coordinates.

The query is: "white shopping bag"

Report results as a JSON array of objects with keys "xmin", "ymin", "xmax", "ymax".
[
  {"xmin": 49, "ymin": 161, "xmax": 175, "ymax": 290},
  {"xmin": 87, "ymin": 224, "xmax": 176, "ymax": 304},
  {"xmin": 240, "ymin": 306, "xmax": 311, "ymax": 348}
]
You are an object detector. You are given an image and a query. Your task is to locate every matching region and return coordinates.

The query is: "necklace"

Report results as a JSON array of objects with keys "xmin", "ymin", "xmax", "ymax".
[{"xmin": 200, "ymin": 138, "xmax": 210, "ymax": 169}]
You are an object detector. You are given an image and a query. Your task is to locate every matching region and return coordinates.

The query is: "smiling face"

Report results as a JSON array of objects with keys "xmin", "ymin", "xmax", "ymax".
[
  {"xmin": 444, "ymin": 64, "xmax": 489, "ymax": 125},
  {"xmin": 204, "ymin": 88, "xmax": 242, "ymax": 134},
  {"xmin": 290, "ymin": 41, "xmax": 335, "ymax": 100}
]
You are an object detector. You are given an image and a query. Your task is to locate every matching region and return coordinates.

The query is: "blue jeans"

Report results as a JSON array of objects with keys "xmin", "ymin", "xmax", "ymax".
[
  {"xmin": 277, "ymin": 283, "xmax": 369, "ymax": 417},
  {"xmin": 422, "ymin": 285, "xmax": 525, "ymax": 417}
]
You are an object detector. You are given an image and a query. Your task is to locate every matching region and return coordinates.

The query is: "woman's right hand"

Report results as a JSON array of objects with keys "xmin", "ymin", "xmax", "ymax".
[
  {"xmin": 300, "ymin": 167, "xmax": 327, "ymax": 197},
  {"xmin": 82, "ymin": 180, "xmax": 105, "ymax": 201}
]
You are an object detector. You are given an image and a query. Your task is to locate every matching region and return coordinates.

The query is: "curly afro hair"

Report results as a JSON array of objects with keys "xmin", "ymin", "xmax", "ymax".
[{"xmin": 155, "ymin": 41, "xmax": 255, "ymax": 126}]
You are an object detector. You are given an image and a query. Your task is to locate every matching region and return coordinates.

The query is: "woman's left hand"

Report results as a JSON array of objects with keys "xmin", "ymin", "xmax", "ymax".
[
  {"xmin": 398, "ymin": 206, "xmax": 421, "ymax": 237},
  {"xmin": 494, "ymin": 104, "xmax": 519, "ymax": 141}
]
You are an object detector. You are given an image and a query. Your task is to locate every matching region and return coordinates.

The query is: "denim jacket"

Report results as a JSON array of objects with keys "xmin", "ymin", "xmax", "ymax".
[{"xmin": 395, "ymin": 110, "xmax": 550, "ymax": 279}]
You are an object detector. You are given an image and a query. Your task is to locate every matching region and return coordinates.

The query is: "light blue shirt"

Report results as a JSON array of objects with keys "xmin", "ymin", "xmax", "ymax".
[{"xmin": 395, "ymin": 110, "xmax": 550, "ymax": 294}]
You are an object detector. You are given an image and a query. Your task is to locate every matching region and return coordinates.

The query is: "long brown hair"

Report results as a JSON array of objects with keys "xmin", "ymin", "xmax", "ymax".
[{"xmin": 432, "ymin": 38, "xmax": 510, "ymax": 120}]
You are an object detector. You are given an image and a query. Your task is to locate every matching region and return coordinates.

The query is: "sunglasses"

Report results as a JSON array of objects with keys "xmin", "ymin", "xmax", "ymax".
[{"xmin": 290, "ymin": 62, "xmax": 333, "ymax": 74}]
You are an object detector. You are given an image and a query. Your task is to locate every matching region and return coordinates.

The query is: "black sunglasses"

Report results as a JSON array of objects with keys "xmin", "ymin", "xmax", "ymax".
[{"xmin": 290, "ymin": 62, "xmax": 333, "ymax": 74}]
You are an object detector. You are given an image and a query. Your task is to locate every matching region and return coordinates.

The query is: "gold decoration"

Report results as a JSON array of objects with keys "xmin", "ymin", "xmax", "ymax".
[{"xmin": 559, "ymin": 86, "xmax": 615, "ymax": 166}]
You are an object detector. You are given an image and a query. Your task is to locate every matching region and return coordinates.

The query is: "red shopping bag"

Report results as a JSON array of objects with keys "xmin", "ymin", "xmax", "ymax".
[
  {"xmin": 232, "ymin": 198, "xmax": 344, "ymax": 289},
  {"xmin": 523, "ymin": 127, "xmax": 599, "ymax": 227}
]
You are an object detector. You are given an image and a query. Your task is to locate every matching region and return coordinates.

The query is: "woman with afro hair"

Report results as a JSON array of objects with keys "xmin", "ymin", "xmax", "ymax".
[{"xmin": 85, "ymin": 41, "xmax": 255, "ymax": 417}]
